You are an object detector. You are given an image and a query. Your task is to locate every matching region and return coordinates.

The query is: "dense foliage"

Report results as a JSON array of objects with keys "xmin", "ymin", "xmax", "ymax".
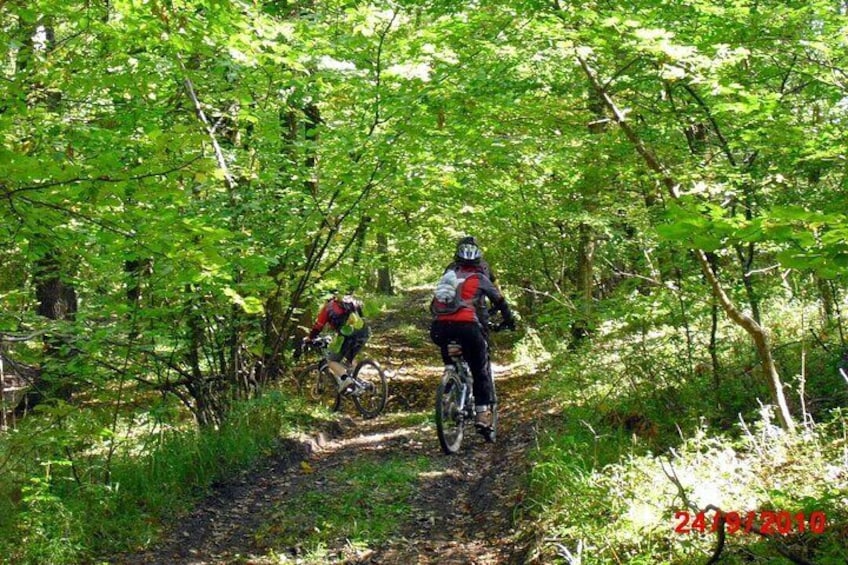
[{"xmin": 1, "ymin": 0, "xmax": 847, "ymax": 562}]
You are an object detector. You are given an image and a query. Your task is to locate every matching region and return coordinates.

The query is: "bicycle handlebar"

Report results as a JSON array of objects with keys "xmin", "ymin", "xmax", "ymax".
[{"xmin": 303, "ymin": 335, "xmax": 333, "ymax": 349}]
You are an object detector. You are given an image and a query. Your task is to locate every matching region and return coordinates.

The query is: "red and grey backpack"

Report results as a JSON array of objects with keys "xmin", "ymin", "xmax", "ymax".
[{"xmin": 430, "ymin": 271, "xmax": 476, "ymax": 315}]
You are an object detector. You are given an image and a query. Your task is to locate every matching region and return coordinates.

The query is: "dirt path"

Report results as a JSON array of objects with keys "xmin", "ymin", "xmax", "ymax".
[{"xmin": 116, "ymin": 291, "xmax": 542, "ymax": 564}]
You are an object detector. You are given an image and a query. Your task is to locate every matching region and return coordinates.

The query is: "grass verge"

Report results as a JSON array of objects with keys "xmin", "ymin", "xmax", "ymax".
[
  {"xmin": 256, "ymin": 456, "xmax": 431, "ymax": 562},
  {"xmin": 524, "ymin": 331, "xmax": 848, "ymax": 564},
  {"xmin": 0, "ymin": 391, "xmax": 324, "ymax": 565}
]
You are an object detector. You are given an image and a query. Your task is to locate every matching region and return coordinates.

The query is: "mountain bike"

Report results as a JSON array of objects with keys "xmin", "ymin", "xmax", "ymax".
[
  {"xmin": 435, "ymin": 329, "xmax": 502, "ymax": 454},
  {"xmin": 295, "ymin": 336, "xmax": 388, "ymax": 419}
]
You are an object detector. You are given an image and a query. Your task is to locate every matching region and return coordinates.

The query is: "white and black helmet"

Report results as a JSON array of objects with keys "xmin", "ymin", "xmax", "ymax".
[{"xmin": 455, "ymin": 242, "xmax": 482, "ymax": 262}]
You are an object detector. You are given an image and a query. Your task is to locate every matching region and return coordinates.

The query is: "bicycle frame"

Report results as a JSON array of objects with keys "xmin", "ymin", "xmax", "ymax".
[
  {"xmin": 435, "ymin": 340, "xmax": 496, "ymax": 454},
  {"xmin": 449, "ymin": 355, "xmax": 474, "ymax": 417},
  {"xmin": 296, "ymin": 336, "xmax": 388, "ymax": 419}
]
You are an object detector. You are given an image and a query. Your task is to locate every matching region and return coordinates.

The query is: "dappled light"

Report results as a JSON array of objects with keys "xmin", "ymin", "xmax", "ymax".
[{"xmin": 2, "ymin": 0, "xmax": 848, "ymax": 563}]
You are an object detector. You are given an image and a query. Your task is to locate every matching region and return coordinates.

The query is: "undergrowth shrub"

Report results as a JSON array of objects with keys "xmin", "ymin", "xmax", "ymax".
[
  {"xmin": 529, "ymin": 411, "xmax": 848, "ymax": 564},
  {"xmin": 528, "ymin": 298, "xmax": 848, "ymax": 564},
  {"xmin": 0, "ymin": 391, "xmax": 316, "ymax": 564}
]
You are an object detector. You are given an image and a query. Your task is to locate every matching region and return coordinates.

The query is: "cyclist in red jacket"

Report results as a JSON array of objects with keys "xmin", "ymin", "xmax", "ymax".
[
  {"xmin": 443, "ymin": 236, "xmax": 501, "ymax": 332},
  {"xmin": 430, "ymin": 264, "xmax": 515, "ymax": 431},
  {"xmin": 306, "ymin": 292, "xmax": 371, "ymax": 392}
]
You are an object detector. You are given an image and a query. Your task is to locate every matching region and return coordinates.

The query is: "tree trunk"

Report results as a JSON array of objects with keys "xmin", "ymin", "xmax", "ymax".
[
  {"xmin": 32, "ymin": 253, "xmax": 78, "ymax": 404},
  {"xmin": 183, "ymin": 289, "xmax": 228, "ymax": 427},
  {"xmin": 817, "ymin": 275, "xmax": 834, "ymax": 327},
  {"xmin": 571, "ymin": 222, "xmax": 594, "ymax": 342},
  {"xmin": 673, "ymin": 265, "xmax": 694, "ymax": 376},
  {"xmin": 35, "ymin": 258, "xmax": 78, "ymax": 321},
  {"xmin": 376, "ymin": 232, "xmax": 394, "ymax": 295},
  {"xmin": 706, "ymin": 253, "xmax": 722, "ymax": 391},
  {"xmin": 303, "ymin": 103, "xmax": 321, "ymax": 196},
  {"xmin": 576, "ymin": 54, "xmax": 795, "ymax": 431},
  {"xmin": 351, "ymin": 216, "xmax": 372, "ymax": 269},
  {"xmin": 735, "ymin": 241, "xmax": 761, "ymax": 325},
  {"xmin": 260, "ymin": 100, "xmax": 329, "ymax": 381},
  {"xmin": 1, "ymin": 350, "xmax": 39, "ymax": 428}
]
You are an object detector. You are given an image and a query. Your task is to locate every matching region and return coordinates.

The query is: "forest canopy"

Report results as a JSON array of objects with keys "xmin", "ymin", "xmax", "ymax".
[{"xmin": 1, "ymin": 0, "xmax": 847, "ymax": 563}]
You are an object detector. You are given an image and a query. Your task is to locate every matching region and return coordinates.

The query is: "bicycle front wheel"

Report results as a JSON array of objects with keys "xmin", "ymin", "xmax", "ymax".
[
  {"xmin": 307, "ymin": 367, "xmax": 340, "ymax": 413},
  {"xmin": 351, "ymin": 359, "xmax": 388, "ymax": 418},
  {"xmin": 435, "ymin": 372, "xmax": 464, "ymax": 454}
]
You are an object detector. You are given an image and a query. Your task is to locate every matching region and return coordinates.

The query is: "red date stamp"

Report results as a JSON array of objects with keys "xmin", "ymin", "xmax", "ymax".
[{"xmin": 674, "ymin": 510, "xmax": 827, "ymax": 535}]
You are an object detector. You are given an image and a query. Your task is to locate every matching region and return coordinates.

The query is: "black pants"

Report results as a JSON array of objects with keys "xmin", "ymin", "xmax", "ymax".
[{"xmin": 430, "ymin": 320, "xmax": 494, "ymax": 405}]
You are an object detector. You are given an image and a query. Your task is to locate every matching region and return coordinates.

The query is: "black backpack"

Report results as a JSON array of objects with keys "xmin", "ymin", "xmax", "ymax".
[{"xmin": 327, "ymin": 296, "xmax": 362, "ymax": 328}]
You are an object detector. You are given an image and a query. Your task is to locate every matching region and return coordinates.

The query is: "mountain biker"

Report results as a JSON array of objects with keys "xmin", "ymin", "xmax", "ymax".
[
  {"xmin": 305, "ymin": 291, "xmax": 371, "ymax": 393},
  {"xmin": 444, "ymin": 235, "xmax": 496, "ymax": 284},
  {"xmin": 444, "ymin": 236, "xmax": 499, "ymax": 332},
  {"xmin": 430, "ymin": 269, "xmax": 515, "ymax": 431}
]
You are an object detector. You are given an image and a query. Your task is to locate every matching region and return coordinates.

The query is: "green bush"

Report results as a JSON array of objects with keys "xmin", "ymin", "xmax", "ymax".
[
  {"xmin": 0, "ymin": 391, "xmax": 317, "ymax": 564},
  {"xmin": 527, "ymin": 308, "xmax": 848, "ymax": 564}
]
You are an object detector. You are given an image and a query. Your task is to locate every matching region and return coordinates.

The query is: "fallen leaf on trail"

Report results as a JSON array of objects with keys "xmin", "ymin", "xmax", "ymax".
[{"xmin": 300, "ymin": 461, "xmax": 314, "ymax": 473}]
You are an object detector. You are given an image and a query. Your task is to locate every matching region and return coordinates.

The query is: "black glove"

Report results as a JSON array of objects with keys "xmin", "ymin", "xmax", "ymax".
[
  {"xmin": 496, "ymin": 300, "xmax": 516, "ymax": 332},
  {"xmin": 498, "ymin": 318, "xmax": 516, "ymax": 331}
]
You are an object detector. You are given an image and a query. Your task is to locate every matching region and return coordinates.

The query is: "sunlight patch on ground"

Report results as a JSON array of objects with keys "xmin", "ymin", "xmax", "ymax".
[
  {"xmin": 492, "ymin": 361, "xmax": 512, "ymax": 375},
  {"xmin": 394, "ymin": 360, "xmax": 532, "ymax": 381},
  {"xmin": 493, "ymin": 360, "xmax": 537, "ymax": 379},
  {"xmin": 393, "ymin": 362, "xmax": 454, "ymax": 379},
  {"xmin": 418, "ymin": 469, "xmax": 458, "ymax": 480},
  {"xmin": 339, "ymin": 427, "xmax": 416, "ymax": 449}
]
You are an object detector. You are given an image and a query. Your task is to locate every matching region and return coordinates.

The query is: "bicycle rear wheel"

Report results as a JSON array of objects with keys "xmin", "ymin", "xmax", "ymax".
[
  {"xmin": 435, "ymin": 371, "xmax": 464, "ymax": 454},
  {"xmin": 481, "ymin": 403, "xmax": 497, "ymax": 443},
  {"xmin": 482, "ymin": 377, "xmax": 498, "ymax": 443},
  {"xmin": 351, "ymin": 359, "xmax": 388, "ymax": 418}
]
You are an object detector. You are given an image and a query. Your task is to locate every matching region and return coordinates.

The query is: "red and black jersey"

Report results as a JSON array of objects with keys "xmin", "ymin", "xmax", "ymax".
[
  {"xmin": 444, "ymin": 259, "xmax": 496, "ymax": 284},
  {"xmin": 433, "ymin": 273, "xmax": 504, "ymax": 324},
  {"xmin": 308, "ymin": 297, "xmax": 362, "ymax": 338}
]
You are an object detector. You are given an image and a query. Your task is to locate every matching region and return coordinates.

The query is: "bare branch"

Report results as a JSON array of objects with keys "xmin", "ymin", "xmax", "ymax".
[
  {"xmin": 182, "ymin": 76, "xmax": 237, "ymax": 192},
  {"xmin": 744, "ymin": 264, "xmax": 781, "ymax": 278},
  {"xmin": 0, "ymin": 330, "xmax": 49, "ymax": 342}
]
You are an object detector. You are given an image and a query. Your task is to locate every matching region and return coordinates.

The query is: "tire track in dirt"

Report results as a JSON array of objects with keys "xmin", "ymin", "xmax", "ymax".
[{"xmin": 369, "ymin": 362, "xmax": 540, "ymax": 565}]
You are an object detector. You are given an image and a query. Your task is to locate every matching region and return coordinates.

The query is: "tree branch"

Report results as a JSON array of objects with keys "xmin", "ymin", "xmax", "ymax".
[
  {"xmin": 367, "ymin": 9, "xmax": 399, "ymax": 137},
  {"xmin": 6, "ymin": 156, "xmax": 203, "ymax": 197},
  {"xmin": 182, "ymin": 76, "xmax": 237, "ymax": 192},
  {"xmin": 17, "ymin": 195, "xmax": 135, "ymax": 237},
  {"xmin": 678, "ymin": 82, "xmax": 737, "ymax": 167}
]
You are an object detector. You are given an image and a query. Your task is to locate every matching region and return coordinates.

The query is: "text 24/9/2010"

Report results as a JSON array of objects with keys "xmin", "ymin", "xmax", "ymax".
[{"xmin": 674, "ymin": 510, "xmax": 826, "ymax": 535}]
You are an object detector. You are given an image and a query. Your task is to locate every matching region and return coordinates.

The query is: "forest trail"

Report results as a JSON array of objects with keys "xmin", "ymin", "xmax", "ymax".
[{"xmin": 116, "ymin": 289, "xmax": 545, "ymax": 564}]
